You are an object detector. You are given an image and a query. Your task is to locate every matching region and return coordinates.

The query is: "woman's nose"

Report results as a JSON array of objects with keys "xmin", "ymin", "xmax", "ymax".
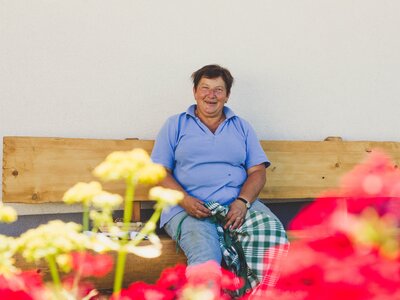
[{"xmin": 207, "ymin": 89, "xmax": 217, "ymax": 97}]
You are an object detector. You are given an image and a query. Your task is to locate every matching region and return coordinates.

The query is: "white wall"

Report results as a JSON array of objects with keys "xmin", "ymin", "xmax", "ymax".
[{"xmin": 1, "ymin": 1, "xmax": 400, "ymax": 201}]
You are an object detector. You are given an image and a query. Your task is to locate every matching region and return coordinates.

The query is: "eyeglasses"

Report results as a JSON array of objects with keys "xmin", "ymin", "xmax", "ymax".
[{"xmin": 198, "ymin": 86, "xmax": 226, "ymax": 97}]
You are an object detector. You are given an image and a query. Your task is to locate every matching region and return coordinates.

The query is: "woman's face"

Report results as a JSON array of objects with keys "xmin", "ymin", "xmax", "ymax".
[{"xmin": 193, "ymin": 76, "xmax": 229, "ymax": 118}]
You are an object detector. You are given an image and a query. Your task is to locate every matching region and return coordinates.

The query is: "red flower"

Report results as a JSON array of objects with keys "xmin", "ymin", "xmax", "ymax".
[
  {"xmin": 71, "ymin": 251, "xmax": 114, "ymax": 278},
  {"xmin": 113, "ymin": 281, "xmax": 175, "ymax": 300},
  {"xmin": 288, "ymin": 195, "xmax": 341, "ymax": 232},
  {"xmin": 307, "ymin": 232, "xmax": 355, "ymax": 259},
  {"xmin": 62, "ymin": 275, "xmax": 96, "ymax": 299},
  {"xmin": 290, "ymin": 151, "xmax": 400, "ymax": 235},
  {"xmin": 156, "ymin": 264, "xmax": 187, "ymax": 291},
  {"xmin": 311, "ymin": 282, "xmax": 371, "ymax": 300},
  {"xmin": 275, "ymin": 265, "xmax": 324, "ymax": 292},
  {"xmin": 0, "ymin": 271, "xmax": 43, "ymax": 299},
  {"xmin": 0, "ymin": 288, "xmax": 33, "ymax": 300},
  {"xmin": 220, "ymin": 267, "xmax": 243, "ymax": 291}
]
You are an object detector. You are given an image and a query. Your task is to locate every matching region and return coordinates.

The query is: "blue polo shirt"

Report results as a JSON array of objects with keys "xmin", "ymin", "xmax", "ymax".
[{"xmin": 151, "ymin": 105, "xmax": 270, "ymax": 227}]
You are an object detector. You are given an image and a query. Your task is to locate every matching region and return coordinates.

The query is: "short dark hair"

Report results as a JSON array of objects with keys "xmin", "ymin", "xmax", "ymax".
[{"xmin": 191, "ymin": 64, "xmax": 234, "ymax": 96}]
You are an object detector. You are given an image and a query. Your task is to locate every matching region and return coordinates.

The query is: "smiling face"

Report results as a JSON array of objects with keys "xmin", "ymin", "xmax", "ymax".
[{"xmin": 193, "ymin": 76, "xmax": 229, "ymax": 119}]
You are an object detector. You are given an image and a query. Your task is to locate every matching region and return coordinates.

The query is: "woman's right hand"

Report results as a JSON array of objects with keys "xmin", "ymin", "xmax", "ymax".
[{"xmin": 181, "ymin": 195, "xmax": 211, "ymax": 219}]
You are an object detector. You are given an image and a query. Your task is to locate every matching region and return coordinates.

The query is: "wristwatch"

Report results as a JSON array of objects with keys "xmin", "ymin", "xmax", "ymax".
[{"xmin": 236, "ymin": 197, "xmax": 251, "ymax": 209}]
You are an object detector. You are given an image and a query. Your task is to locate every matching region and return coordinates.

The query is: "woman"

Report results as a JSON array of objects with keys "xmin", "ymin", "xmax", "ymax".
[{"xmin": 151, "ymin": 64, "xmax": 287, "ymax": 293}]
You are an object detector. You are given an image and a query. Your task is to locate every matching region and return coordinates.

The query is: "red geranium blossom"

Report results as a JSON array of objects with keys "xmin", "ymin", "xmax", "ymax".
[
  {"xmin": 156, "ymin": 263, "xmax": 187, "ymax": 291},
  {"xmin": 0, "ymin": 288, "xmax": 33, "ymax": 300},
  {"xmin": 112, "ymin": 281, "xmax": 175, "ymax": 300},
  {"xmin": 71, "ymin": 251, "xmax": 114, "ymax": 278},
  {"xmin": 0, "ymin": 271, "xmax": 43, "ymax": 300}
]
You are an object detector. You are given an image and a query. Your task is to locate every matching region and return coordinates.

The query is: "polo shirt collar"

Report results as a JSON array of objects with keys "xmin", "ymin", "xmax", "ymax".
[{"xmin": 186, "ymin": 105, "xmax": 236, "ymax": 120}]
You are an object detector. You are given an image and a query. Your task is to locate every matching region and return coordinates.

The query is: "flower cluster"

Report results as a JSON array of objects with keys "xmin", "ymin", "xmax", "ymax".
[
  {"xmin": 62, "ymin": 182, "xmax": 103, "ymax": 206},
  {"xmin": 113, "ymin": 261, "xmax": 241, "ymax": 300},
  {"xmin": 17, "ymin": 221, "xmax": 88, "ymax": 263},
  {"xmin": 0, "ymin": 203, "xmax": 17, "ymax": 224},
  {"xmin": 5, "ymin": 147, "xmax": 400, "ymax": 299},
  {"xmin": 256, "ymin": 150, "xmax": 400, "ymax": 300},
  {"xmin": 0, "ymin": 147, "xmax": 183, "ymax": 299},
  {"xmin": 0, "ymin": 235, "xmax": 17, "ymax": 276},
  {"xmin": 93, "ymin": 148, "xmax": 166, "ymax": 184}
]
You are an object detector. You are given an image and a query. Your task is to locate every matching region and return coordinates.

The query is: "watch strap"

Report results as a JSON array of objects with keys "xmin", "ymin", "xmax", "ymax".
[{"xmin": 236, "ymin": 197, "xmax": 250, "ymax": 208}]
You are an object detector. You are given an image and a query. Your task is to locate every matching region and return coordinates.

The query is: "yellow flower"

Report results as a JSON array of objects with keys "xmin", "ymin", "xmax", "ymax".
[
  {"xmin": 137, "ymin": 163, "xmax": 167, "ymax": 185},
  {"xmin": 56, "ymin": 254, "xmax": 72, "ymax": 273},
  {"xmin": 16, "ymin": 220, "xmax": 90, "ymax": 262},
  {"xmin": 355, "ymin": 208, "xmax": 399, "ymax": 258},
  {"xmin": 0, "ymin": 204, "xmax": 17, "ymax": 223},
  {"xmin": 0, "ymin": 234, "xmax": 18, "ymax": 275},
  {"xmin": 63, "ymin": 181, "xmax": 102, "ymax": 205},
  {"xmin": 181, "ymin": 286, "xmax": 216, "ymax": 300},
  {"xmin": 125, "ymin": 234, "xmax": 162, "ymax": 258},
  {"xmin": 93, "ymin": 149, "xmax": 151, "ymax": 181},
  {"xmin": 92, "ymin": 191, "xmax": 123, "ymax": 210},
  {"xmin": 86, "ymin": 232, "xmax": 120, "ymax": 252},
  {"xmin": 335, "ymin": 208, "xmax": 400, "ymax": 258},
  {"xmin": 149, "ymin": 186, "xmax": 184, "ymax": 209},
  {"xmin": 90, "ymin": 210, "xmax": 114, "ymax": 230}
]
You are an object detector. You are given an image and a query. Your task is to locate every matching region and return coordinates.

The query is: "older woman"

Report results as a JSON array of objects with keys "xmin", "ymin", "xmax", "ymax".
[{"xmin": 151, "ymin": 65, "xmax": 287, "ymax": 294}]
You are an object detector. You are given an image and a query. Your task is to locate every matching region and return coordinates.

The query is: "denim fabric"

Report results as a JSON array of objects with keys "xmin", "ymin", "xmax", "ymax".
[{"xmin": 164, "ymin": 200, "xmax": 278, "ymax": 266}]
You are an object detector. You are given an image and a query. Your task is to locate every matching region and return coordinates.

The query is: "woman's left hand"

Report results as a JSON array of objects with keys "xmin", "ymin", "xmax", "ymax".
[{"xmin": 224, "ymin": 200, "xmax": 247, "ymax": 230}]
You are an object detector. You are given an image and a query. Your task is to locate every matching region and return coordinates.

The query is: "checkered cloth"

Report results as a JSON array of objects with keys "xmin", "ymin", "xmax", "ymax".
[{"xmin": 204, "ymin": 201, "xmax": 289, "ymax": 297}]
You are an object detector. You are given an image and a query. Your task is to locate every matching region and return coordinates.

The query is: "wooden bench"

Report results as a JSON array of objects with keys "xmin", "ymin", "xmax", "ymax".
[{"xmin": 3, "ymin": 136, "xmax": 400, "ymax": 289}]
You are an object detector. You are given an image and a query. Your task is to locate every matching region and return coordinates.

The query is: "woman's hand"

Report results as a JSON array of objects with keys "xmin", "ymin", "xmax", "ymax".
[
  {"xmin": 181, "ymin": 195, "xmax": 211, "ymax": 219},
  {"xmin": 224, "ymin": 200, "xmax": 247, "ymax": 230}
]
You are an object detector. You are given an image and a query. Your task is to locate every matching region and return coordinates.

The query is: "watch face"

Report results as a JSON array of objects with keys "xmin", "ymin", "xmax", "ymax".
[{"xmin": 246, "ymin": 202, "xmax": 251, "ymax": 209}]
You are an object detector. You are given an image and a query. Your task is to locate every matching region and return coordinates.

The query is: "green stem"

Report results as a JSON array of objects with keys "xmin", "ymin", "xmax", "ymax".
[
  {"xmin": 123, "ymin": 179, "xmax": 135, "ymax": 231},
  {"xmin": 46, "ymin": 255, "xmax": 61, "ymax": 288},
  {"xmin": 113, "ymin": 248, "xmax": 128, "ymax": 296},
  {"xmin": 113, "ymin": 178, "xmax": 135, "ymax": 295},
  {"xmin": 83, "ymin": 204, "xmax": 90, "ymax": 232},
  {"xmin": 130, "ymin": 208, "xmax": 162, "ymax": 247}
]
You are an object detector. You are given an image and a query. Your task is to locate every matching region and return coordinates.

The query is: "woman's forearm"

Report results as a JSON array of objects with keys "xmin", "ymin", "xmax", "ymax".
[{"xmin": 238, "ymin": 166, "xmax": 266, "ymax": 203}]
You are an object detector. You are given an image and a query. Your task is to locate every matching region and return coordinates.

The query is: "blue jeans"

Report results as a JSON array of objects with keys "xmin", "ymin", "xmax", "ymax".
[{"xmin": 164, "ymin": 200, "xmax": 280, "ymax": 266}]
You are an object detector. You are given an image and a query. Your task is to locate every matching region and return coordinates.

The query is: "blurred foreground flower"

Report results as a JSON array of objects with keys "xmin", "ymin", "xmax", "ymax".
[
  {"xmin": 70, "ymin": 251, "xmax": 114, "ymax": 278},
  {"xmin": 0, "ymin": 203, "xmax": 17, "ymax": 224},
  {"xmin": 62, "ymin": 182, "xmax": 102, "ymax": 206},
  {"xmin": 16, "ymin": 220, "xmax": 89, "ymax": 289},
  {"xmin": 149, "ymin": 186, "xmax": 184, "ymax": 209},
  {"xmin": 113, "ymin": 261, "xmax": 241, "ymax": 300},
  {"xmin": 258, "ymin": 150, "xmax": 400, "ymax": 300},
  {"xmin": 0, "ymin": 235, "xmax": 17, "ymax": 276}
]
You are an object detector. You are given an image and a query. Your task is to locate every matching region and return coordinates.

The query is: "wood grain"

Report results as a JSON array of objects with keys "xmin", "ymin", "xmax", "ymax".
[
  {"xmin": 3, "ymin": 136, "xmax": 400, "ymax": 203},
  {"xmin": 3, "ymin": 137, "xmax": 154, "ymax": 203}
]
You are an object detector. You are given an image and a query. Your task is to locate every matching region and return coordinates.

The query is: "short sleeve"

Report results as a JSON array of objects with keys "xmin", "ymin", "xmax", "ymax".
[
  {"xmin": 151, "ymin": 116, "xmax": 178, "ymax": 170},
  {"xmin": 244, "ymin": 121, "xmax": 270, "ymax": 169}
]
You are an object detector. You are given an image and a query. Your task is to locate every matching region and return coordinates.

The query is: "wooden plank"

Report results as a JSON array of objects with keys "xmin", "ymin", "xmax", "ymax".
[
  {"xmin": 3, "ymin": 137, "xmax": 154, "ymax": 203},
  {"xmin": 3, "ymin": 136, "xmax": 400, "ymax": 203},
  {"xmin": 14, "ymin": 236, "xmax": 187, "ymax": 289},
  {"xmin": 261, "ymin": 140, "xmax": 400, "ymax": 199}
]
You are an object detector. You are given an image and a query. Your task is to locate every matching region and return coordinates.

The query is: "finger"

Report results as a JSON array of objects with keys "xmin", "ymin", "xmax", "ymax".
[
  {"xmin": 224, "ymin": 216, "xmax": 237, "ymax": 229},
  {"xmin": 195, "ymin": 206, "xmax": 211, "ymax": 216},
  {"xmin": 196, "ymin": 210, "xmax": 210, "ymax": 218},
  {"xmin": 198, "ymin": 206, "xmax": 211, "ymax": 215},
  {"xmin": 231, "ymin": 217, "xmax": 243, "ymax": 229}
]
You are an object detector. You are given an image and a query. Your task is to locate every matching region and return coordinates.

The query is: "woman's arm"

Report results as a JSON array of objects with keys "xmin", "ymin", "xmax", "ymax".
[
  {"xmin": 160, "ymin": 169, "xmax": 211, "ymax": 219},
  {"xmin": 224, "ymin": 163, "xmax": 266, "ymax": 229}
]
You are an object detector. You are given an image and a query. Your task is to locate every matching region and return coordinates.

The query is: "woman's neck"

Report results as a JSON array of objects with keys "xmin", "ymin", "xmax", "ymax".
[{"xmin": 195, "ymin": 109, "xmax": 225, "ymax": 133}]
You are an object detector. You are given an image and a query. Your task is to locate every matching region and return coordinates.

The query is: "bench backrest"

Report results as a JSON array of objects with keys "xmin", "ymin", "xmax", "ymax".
[{"xmin": 3, "ymin": 136, "xmax": 400, "ymax": 204}]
